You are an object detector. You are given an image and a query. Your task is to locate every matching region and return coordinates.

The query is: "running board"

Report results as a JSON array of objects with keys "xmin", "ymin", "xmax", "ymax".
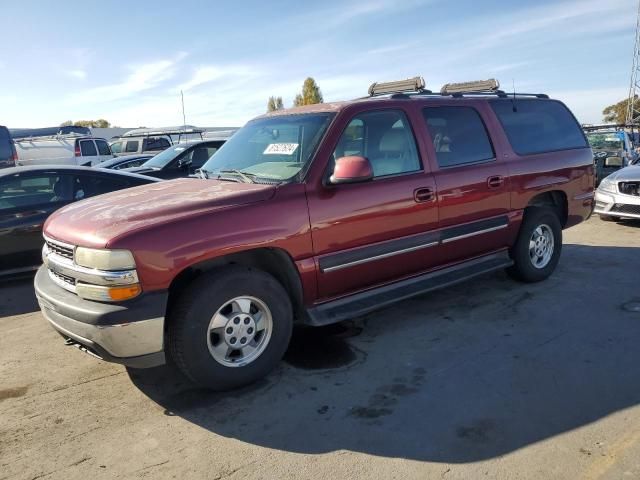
[{"xmin": 306, "ymin": 251, "xmax": 513, "ymax": 326}]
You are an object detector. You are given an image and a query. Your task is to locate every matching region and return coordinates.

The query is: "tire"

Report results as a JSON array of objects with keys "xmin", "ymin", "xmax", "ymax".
[
  {"xmin": 168, "ymin": 266, "xmax": 293, "ymax": 391},
  {"xmin": 599, "ymin": 215, "xmax": 620, "ymax": 222},
  {"xmin": 506, "ymin": 207, "xmax": 562, "ymax": 283}
]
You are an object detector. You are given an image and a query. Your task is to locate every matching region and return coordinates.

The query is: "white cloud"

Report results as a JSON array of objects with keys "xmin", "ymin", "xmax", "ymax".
[
  {"xmin": 67, "ymin": 69, "xmax": 87, "ymax": 80},
  {"xmin": 178, "ymin": 64, "xmax": 258, "ymax": 92},
  {"xmin": 68, "ymin": 53, "xmax": 186, "ymax": 104}
]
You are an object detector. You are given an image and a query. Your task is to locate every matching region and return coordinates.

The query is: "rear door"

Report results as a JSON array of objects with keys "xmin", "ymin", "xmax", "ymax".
[
  {"xmin": 78, "ymin": 139, "xmax": 99, "ymax": 166},
  {"xmin": 419, "ymin": 103, "xmax": 511, "ymax": 265},
  {"xmin": 307, "ymin": 108, "xmax": 439, "ymax": 300},
  {"xmin": 94, "ymin": 139, "xmax": 113, "ymax": 164},
  {"xmin": 0, "ymin": 172, "xmax": 75, "ymax": 272}
]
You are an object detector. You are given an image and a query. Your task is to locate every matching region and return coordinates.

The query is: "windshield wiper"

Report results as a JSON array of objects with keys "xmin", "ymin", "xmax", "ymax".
[{"xmin": 218, "ymin": 169, "xmax": 257, "ymax": 183}]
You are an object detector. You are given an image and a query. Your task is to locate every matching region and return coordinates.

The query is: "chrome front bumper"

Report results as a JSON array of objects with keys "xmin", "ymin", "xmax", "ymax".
[
  {"xmin": 594, "ymin": 190, "xmax": 640, "ymax": 219},
  {"xmin": 35, "ymin": 266, "xmax": 167, "ymax": 368}
]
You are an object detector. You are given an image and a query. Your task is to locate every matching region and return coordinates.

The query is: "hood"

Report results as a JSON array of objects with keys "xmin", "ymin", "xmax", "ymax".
[
  {"xmin": 606, "ymin": 164, "xmax": 640, "ymax": 182},
  {"xmin": 44, "ymin": 178, "xmax": 277, "ymax": 248}
]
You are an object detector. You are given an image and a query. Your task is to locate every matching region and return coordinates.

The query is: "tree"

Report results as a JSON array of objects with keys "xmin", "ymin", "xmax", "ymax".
[
  {"xmin": 71, "ymin": 119, "xmax": 111, "ymax": 128},
  {"xmin": 59, "ymin": 120, "xmax": 73, "ymax": 127},
  {"xmin": 602, "ymin": 97, "xmax": 638, "ymax": 124},
  {"xmin": 267, "ymin": 96, "xmax": 284, "ymax": 112},
  {"xmin": 293, "ymin": 77, "xmax": 323, "ymax": 107}
]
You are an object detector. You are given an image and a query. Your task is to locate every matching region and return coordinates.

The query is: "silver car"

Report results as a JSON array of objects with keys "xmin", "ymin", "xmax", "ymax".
[{"xmin": 594, "ymin": 164, "xmax": 640, "ymax": 221}]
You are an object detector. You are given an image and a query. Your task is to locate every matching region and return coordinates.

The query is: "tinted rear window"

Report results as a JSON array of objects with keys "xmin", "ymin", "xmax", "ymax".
[{"xmin": 490, "ymin": 100, "xmax": 587, "ymax": 155}]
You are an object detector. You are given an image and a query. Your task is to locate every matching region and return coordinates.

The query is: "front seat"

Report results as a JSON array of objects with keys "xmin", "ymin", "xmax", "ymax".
[
  {"xmin": 373, "ymin": 129, "xmax": 416, "ymax": 176},
  {"xmin": 190, "ymin": 148, "xmax": 210, "ymax": 168},
  {"xmin": 51, "ymin": 177, "xmax": 73, "ymax": 202}
]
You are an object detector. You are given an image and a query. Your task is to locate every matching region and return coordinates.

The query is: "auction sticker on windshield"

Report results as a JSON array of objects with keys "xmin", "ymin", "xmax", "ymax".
[{"xmin": 264, "ymin": 143, "xmax": 299, "ymax": 155}]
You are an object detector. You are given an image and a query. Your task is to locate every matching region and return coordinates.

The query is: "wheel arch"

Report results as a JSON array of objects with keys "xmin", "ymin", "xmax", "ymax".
[
  {"xmin": 525, "ymin": 190, "xmax": 568, "ymax": 227},
  {"xmin": 166, "ymin": 247, "xmax": 307, "ymax": 324}
]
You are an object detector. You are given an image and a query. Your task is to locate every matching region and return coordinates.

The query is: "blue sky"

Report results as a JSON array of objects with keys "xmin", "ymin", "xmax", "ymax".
[{"xmin": 1, "ymin": 0, "xmax": 636, "ymax": 127}]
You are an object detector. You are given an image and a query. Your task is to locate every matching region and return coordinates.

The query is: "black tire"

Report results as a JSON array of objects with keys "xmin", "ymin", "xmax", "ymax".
[
  {"xmin": 599, "ymin": 215, "xmax": 620, "ymax": 222},
  {"xmin": 506, "ymin": 207, "xmax": 562, "ymax": 283},
  {"xmin": 168, "ymin": 266, "xmax": 293, "ymax": 391}
]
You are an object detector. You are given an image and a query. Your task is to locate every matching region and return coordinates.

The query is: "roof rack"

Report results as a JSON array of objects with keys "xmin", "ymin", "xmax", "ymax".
[
  {"xmin": 368, "ymin": 76, "xmax": 429, "ymax": 97},
  {"xmin": 582, "ymin": 123, "xmax": 635, "ymax": 132},
  {"xmin": 10, "ymin": 126, "xmax": 92, "ymax": 141},
  {"xmin": 120, "ymin": 125, "xmax": 205, "ymax": 137}
]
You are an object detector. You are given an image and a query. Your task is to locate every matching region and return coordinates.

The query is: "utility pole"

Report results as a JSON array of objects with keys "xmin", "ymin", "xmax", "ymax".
[{"xmin": 626, "ymin": 0, "xmax": 640, "ymax": 125}]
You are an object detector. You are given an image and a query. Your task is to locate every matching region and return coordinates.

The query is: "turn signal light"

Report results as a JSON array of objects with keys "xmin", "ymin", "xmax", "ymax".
[{"xmin": 76, "ymin": 283, "xmax": 142, "ymax": 302}]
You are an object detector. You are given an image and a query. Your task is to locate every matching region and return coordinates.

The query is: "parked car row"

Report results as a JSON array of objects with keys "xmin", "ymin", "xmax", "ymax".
[{"xmin": 33, "ymin": 77, "xmax": 597, "ymax": 391}]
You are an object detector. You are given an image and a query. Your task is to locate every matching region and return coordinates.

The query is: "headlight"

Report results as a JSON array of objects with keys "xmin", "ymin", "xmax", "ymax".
[
  {"xmin": 74, "ymin": 247, "xmax": 136, "ymax": 271},
  {"xmin": 598, "ymin": 177, "xmax": 617, "ymax": 194}
]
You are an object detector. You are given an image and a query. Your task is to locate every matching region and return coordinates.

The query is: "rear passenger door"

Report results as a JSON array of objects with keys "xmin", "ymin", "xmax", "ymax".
[
  {"xmin": 94, "ymin": 139, "xmax": 113, "ymax": 164},
  {"xmin": 78, "ymin": 139, "xmax": 99, "ymax": 166},
  {"xmin": 420, "ymin": 104, "xmax": 511, "ymax": 265}
]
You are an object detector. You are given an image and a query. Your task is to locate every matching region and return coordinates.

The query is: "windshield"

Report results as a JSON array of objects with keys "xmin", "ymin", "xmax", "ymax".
[
  {"xmin": 586, "ymin": 133, "xmax": 624, "ymax": 151},
  {"xmin": 200, "ymin": 113, "xmax": 334, "ymax": 182},
  {"xmin": 142, "ymin": 143, "xmax": 191, "ymax": 168}
]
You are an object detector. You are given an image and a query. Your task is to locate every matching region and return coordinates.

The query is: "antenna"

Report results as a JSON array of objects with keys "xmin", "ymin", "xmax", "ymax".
[
  {"xmin": 180, "ymin": 90, "xmax": 187, "ymax": 143},
  {"xmin": 511, "ymin": 78, "xmax": 517, "ymax": 112}
]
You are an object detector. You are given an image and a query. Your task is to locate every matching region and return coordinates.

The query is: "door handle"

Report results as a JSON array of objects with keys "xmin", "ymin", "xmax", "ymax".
[
  {"xmin": 487, "ymin": 175, "xmax": 505, "ymax": 189},
  {"xmin": 414, "ymin": 187, "xmax": 435, "ymax": 203}
]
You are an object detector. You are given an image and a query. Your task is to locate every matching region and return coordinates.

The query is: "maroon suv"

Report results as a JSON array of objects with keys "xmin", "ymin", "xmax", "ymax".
[{"xmin": 35, "ymin": 78, "xmax": 595, "ymax": 390}]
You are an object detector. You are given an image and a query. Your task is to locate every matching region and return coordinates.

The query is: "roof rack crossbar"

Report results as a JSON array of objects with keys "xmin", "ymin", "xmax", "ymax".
[{"xmin": 13, "ymin": 132, "xmax": 89, "ymax": 142}]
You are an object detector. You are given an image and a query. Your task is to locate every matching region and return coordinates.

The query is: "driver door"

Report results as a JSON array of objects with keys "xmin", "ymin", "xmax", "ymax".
[{"xmin": 306, "ymin": 108, "xmax": 439, "ymax": 300}]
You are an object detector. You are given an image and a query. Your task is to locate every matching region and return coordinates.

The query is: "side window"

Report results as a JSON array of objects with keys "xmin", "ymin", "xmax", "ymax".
[
  {"xmin": 75, "ymin": 175, "xmax": 131, "ymax": 199},
  {"xmin": 95, "ymin": 140, "xmax": 111, "ymax": 156},
  {"xmin": 125, "ymin": 140, "xmax": 139, "ymax": 153},
  {"xmin": 79, "ymin": 140, "xmax": 98, "ymax": 156},
  {"xmin": 110, "ymin": 141, "xmax": 123, "ymax": 154},
  {"xmin": 0, "ymin": 174, "xmax": 74, "ymax": 210},
  {"xmin": 186, "ymin": 147, "xmax": 211, "ymax": 169},
  {"xmin": 490, "ymin": 99, "xmax": 587, "ymax": 155},
  {"xmin": 332, "ymin": 110, "xmax": 421, "ymax": 178},
  {"xmin": 422, "ymin": 107, "xmax": 494, "ymax": 168},
  {"xmin": 145, "ymin": 137, "xmax": 170, "ymax": 151},
  {"xmin": 206, "ymin": 146, "xmax": 219, "ymax": 158}
]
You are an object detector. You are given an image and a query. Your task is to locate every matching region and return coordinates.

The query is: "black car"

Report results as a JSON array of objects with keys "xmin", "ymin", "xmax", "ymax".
[
  {"xmin": 0, "ymin": 126, "xmax": 17, "ymax": 169},
  {"xmin": 124, "ymin": 140, "xmax": 225, "ymax": 179},
  {"xmin": 96, "ymin": 154, "xmax": 153, "ymax": 170},
  {"xmin": 0, "ymin": 166, "xmax": 159, "ymax": 276}
]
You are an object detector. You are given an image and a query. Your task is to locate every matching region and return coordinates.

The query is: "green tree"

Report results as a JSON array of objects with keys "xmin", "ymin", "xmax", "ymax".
[
  {"xmin": 602, "ymin": 96, "xmax": 638, "ymax": 124},
  {"xmin": 293, "ymin": 77, "xmax": 323, "ymax": 107},
  {"xmin": 267, "ymin": 96, "xmax": 284, "ymax": 112},
  {"xmin": 72, "ymin": 119, "xmax": 111, "ymax": 128},
  {"xmin": 59, "ymin": 120, "xmax": 73, "ymax": 127}
]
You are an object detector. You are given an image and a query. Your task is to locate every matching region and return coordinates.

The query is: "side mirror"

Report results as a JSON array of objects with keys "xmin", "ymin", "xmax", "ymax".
[
  {"xmin": 605, "ymin": 156, "xmax": 622, "ymax": 167},
  {"xmin": 329, "ymin": 156, "xmax": 373, "ymax": 185}
]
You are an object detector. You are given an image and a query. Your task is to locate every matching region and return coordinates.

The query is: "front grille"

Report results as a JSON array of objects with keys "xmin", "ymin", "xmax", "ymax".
[
  {"xmin": 45, "ymin": 239, "xmax": 74, "ymax": 260},
  {"xmin": 610, "ymin": 204, "xmax": 640, "ymax": 215},
  {"xmin": 619, "ymin": 182, "xmax": 640, "ymax": 196},
  {"xmin": 51, "ymin": 270, "xmax": 76, "ymax": 286}
]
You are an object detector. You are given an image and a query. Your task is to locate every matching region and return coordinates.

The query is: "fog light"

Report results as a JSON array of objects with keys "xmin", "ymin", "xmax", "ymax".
[{"xmin": 76, "ymin": 283, "xmax": 142, "ymax": 302}]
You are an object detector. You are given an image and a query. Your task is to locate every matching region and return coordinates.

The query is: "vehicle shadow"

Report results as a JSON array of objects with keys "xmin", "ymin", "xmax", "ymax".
[
  {"xmin": 0, "ymin": 273, "xmax": 39, "ymax": 316},
  {"xmin": 128, "ymin": 244, "xmax": 640, "ymax": 463}
]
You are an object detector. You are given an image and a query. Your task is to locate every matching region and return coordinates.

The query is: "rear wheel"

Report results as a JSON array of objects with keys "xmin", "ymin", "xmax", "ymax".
[
  {"xmin": 507, "ymin": 208, "xmax": 562, "ymax": 283},
  {"xmin": 168, "ymin": 267, "xmax": 293, "ymax": 390}
]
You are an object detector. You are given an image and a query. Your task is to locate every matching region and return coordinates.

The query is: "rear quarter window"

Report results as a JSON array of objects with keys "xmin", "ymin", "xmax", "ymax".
[{"xmin": 490, "ymin": 99, "xmax": 587, "ymax": 156}]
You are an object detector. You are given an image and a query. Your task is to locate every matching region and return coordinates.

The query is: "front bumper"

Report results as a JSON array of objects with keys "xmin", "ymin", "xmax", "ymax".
[
  {"xmin": 34, "ymin": 266, "xmax": 168, "ymax": 368},
  {"xmin": 594, "ymin": 190, "xmax": 640, "ymax": 219}
]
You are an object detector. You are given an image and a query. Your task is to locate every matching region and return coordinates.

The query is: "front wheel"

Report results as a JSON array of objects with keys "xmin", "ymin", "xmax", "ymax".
[
  {"xmin": 506, "ymin": 208, "xmax": 562, "ymax": 283},
  {"xmin": 168, "ymin": 267, "xmax": 293, "ymax": 390}
]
